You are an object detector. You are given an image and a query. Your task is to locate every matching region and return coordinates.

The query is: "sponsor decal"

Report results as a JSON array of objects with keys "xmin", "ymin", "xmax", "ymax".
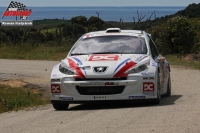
[
  {"xmin": 79, "ymin": 82, "xmax": 119, "ymax": 86},
  {"xmin": 148, "ymin": 72, "xmax": 154, "ymax": 75},
  {"xmin": 51, "ymin": 84, "xmax": 61, "ymax": 94},
  {"xmin": 53, "ymin": 63, "xmax": 60, "ymax": 69},
  {"xmin": 1, "ymin": 1, "xmax": 33, "ymax": 26},
  {"xmin": 129, "ymin": 96, "xmax": 145, "ymax": 99},
  {"xmin": 152, "ymin": 61, "xmax": 157, "ymax": 67},
  {"xmin": 80, "ymin": 82, "xmax": 104, "ymax": 86},
  {"xmin": 52, "ymin": 74, "xmax": 62, "ymax": 77},
  {"xmin": 94, "ymin": 96, "xmax": 106, "ymax": 99},
  {"xmin": 143, "ymin": 82, "xmax": 154, "ymax": 95},
  {"xmin": 93, "ymin": 66, "xmax": 108, "ymax": 73},
  {"xmin": 141, "ymin": 72, "xmax": 148, "ymax": 75},
  {"xmin": 52, "ymin": 74, "xmax": 57, "ymax": 77},
  {"xmin": 105, "ymin": 82, "xmax": 118, "ymax": 85},
  {"xmin": 59, "ymin": 97, "xmax": 73, "ymax": 101},
  {"xmin": 89, "ymin": 54, "xmax": 119, "ymax": 61},
  {"xmin": 143, "ymin": 77, "xmax": 154, "ymax": 80},
  {"xmin": 141, "ymin": 72, "xmax": 154, "ymax": 75}
]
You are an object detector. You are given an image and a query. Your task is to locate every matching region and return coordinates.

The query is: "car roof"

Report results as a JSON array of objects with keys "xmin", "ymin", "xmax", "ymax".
[
  {"xmin": 83, "ymin": 28, "xmax": 147, "ymax": 38},
  {"xmin": 88, "ymin": 29, "xmax": 144, "ymax": 34}
]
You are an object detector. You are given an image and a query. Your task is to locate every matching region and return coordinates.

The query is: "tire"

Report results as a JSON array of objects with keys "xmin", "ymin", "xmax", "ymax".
[
  {"xmin": 165, "ymin": 74, "xmax": 171, "ymax": 97},
  {"xmin": 152, "ymin": 72, "xmax": 161, "ymax": 104},
  {"xmin": 52, "ymin": 103, "xmax": 69, "ymax": 110}
]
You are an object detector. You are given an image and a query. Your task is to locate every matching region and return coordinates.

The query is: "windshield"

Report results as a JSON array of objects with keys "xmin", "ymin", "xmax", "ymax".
[{"xmin": 70, "ymin": 35, "xmax": 147, "ymax": 55}]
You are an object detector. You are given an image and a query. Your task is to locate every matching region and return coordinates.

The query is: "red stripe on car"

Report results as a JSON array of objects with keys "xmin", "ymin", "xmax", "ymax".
[
  {"xmin": 113, "ymin": 61, "xmax": 136, "ymax": 77},
  {"xmin": 67, "ymin": 58, "xmax": 85, "ymax": 78}
]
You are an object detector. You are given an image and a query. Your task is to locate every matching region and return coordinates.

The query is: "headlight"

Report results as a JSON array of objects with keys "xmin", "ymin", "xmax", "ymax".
[
  {"xmin": 59, "ymin": 63, "xmax": 76, "ymax": 75},
  {"xmin": 125, "ymin": 61, "xmax": 150, "ymax": 74}
]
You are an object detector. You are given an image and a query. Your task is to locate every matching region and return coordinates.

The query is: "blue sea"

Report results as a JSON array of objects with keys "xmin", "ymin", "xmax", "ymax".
[{"xmin": 0, "ymin": 6, "xmax": 186, "ymax": 22}]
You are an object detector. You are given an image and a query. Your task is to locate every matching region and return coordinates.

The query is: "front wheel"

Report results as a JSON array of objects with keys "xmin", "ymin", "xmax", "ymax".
[
  {"xmin": 152, "ymin": 72, "xmax": 161, "ymax": 104},
  {"xmin": 52, "ymin": 103, "xmax": 69, "ymax": 110},
  {"xmin": 165, "ymin": 74, "xmax": 171, "ymax": 97}
]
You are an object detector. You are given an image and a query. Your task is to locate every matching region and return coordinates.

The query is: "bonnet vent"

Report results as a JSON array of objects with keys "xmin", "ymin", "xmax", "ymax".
[{"xmin": 106, "ymin": 28, "xmax": 121, "ymax": 33}]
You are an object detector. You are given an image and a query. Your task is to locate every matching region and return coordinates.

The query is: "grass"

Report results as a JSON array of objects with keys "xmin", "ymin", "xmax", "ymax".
[
  {"xmin": 165, "ymin": 54, "xmax": 200, "ymax": 70},
  {"xmin": 0, "ymin": 43, "xmax": 73, "ymax": 61},
  {"xmin": 41, "ymin": 28, "xmax": 57, "ymax": 34},
  {"xmin": 1, "ymin": 43, "xmax": 200, "ymax": 69},
  {"xmin": 0, "ymin": 84, "xmax": 49, "ymax": 113}
]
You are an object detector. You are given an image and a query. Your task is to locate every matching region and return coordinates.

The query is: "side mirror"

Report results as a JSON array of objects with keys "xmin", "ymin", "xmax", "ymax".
[{"xmin": 158, "ymin": 57, "xmax": 165, "ymax": 63}]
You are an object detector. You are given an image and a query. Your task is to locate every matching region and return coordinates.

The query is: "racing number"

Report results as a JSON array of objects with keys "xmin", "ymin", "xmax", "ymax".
[
  {"xmin": 143, "ymin": 82, "xmax": 154, "ymax": 92},
  {"xmin": 89, "ymin": 54, "xmax": 119, "ymax": 61},
  {"xmin": 51, "ymin": 84, "xmax": 61, "ymax": 93}
]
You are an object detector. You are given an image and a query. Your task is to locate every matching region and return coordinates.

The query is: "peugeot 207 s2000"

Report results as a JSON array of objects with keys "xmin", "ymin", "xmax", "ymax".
[{"xmin": 50, "ymin": 28, "xmax": 171, "ymax": 110}]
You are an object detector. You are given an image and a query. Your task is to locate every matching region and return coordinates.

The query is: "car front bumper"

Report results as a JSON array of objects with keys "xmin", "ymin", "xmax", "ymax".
[{"xmin": 50, "ymin": 74, "xmax": 158, "ymax": 103}]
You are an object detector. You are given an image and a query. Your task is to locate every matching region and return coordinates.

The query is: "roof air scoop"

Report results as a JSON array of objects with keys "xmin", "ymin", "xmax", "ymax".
[{"xmin": 106, "ymin": 28, "xmax": 121, "ymax": 33}]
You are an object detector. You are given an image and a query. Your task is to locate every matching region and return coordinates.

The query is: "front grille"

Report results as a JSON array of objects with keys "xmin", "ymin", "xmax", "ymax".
[
  {"xmin": 76, "ymin": 86, "xmax": 125, "ymax": 95},
  {"xmin": 75, "ymin": 77, "xmax": 127, "ymax": 81}
]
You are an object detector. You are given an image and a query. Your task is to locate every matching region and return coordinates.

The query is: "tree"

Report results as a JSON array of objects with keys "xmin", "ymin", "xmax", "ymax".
[
  {"xmin": 62, "ymin": 24, "xmax": 86, "ymax": 38},
  {"xmin": 88, "ymin": 16, "xmax": 105, "ymax": 30},
  {"xmin": 71, "ymin": 16, "xmax": 88, "ymax": 27},
  {"xmin": 152, "ymin": 16, "xmax": 196, "ymax": 54},
  {"xmin": 57, "ymin": 22, "xmax": 66, "ymax": 28},
  {"xmin": 176, "ymin": 3, "xmax": 200, "ymax": 18}
]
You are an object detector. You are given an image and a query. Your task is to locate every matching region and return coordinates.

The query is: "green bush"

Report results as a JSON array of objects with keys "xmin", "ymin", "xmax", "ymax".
[
  {"xmin": 152, "ymin": 16, "xmax": 197, "ymax": 55},
  {"xmin": 88, "ymin": 16, "xmax": 105, "ymax": 30},
  {"xmin": 62, "ymin": 24, "xmax": 86, "ymax": 37},
  {"xmin": 45, "ymin": 32, "xmax": 54, "ymax": 41},
  {"xmin": 71, "ymin": 16, "xmax": 88, "ymax": 27},
  {"xmin": 0, "ymin": 32, "xmax": 7, "ymax": 43}
]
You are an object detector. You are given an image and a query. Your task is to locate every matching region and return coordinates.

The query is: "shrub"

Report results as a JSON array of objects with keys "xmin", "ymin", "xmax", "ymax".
[{"xmin": 152, "ymin": 16, "xmax": 197, "ymax": 55}]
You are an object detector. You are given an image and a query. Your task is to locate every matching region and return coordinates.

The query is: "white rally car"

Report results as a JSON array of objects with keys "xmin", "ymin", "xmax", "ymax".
[{"xmin": 50, "ymin": 28, "xmax": 171, "ymax": 110}]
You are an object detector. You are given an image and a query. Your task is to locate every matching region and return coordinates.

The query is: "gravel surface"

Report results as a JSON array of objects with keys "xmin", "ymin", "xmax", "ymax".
[{"xmin": 0, "ymin": 59, "xmax": 200, "ymax": 133}]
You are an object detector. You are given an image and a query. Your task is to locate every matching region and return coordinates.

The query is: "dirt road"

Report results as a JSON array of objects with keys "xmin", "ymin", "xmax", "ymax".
[{"xmin": 0, "ymin": 59, "xmax": 200, "ymax": 133}]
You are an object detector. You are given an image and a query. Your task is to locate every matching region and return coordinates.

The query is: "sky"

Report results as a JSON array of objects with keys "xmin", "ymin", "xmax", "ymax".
[{"xmin": 0, "ymin": 0, "xmax": 199, "ymax": 7}]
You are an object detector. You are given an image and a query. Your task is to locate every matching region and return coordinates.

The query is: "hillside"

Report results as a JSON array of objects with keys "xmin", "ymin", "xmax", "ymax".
[{"xmin": 175, "ymin": 3, "xmax": 200, "ymax": 18}]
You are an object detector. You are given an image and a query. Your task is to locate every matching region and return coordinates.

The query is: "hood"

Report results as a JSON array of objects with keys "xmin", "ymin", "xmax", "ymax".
[{"xmin": 62, "ymin": 54, "xmax": 148, "ymax": 78}]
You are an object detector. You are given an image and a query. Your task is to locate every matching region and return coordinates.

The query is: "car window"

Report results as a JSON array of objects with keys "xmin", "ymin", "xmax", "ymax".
[
  {"xmin": 70, "ymin": 35, "xmax": 147, "ymax": 54},
  {"xmin": 148, "ymin": 35, "xmax": 159, "ymax": 59}
]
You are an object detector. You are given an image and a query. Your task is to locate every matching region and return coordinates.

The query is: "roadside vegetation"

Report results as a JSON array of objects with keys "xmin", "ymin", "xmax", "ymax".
[
  {"xmin": 166, "ymin": 54, "xmax": 200, "ymax": 70},
  {"xmin": 0, "ymin": 3, "xmax": 200, "ymax": 63},
  {"xmin": 0, "ymin": 84, "xmax": 49, "ymax": 113},
  {"xmin": 0, "ymin": 43, "xmax": 73, "ymax": 60}
]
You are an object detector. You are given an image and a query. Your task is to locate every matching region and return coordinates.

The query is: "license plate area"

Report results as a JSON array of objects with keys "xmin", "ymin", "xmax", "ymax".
[{"xmin": 76, "ymin": 86, "xmax": 125, "ymax": 95}]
